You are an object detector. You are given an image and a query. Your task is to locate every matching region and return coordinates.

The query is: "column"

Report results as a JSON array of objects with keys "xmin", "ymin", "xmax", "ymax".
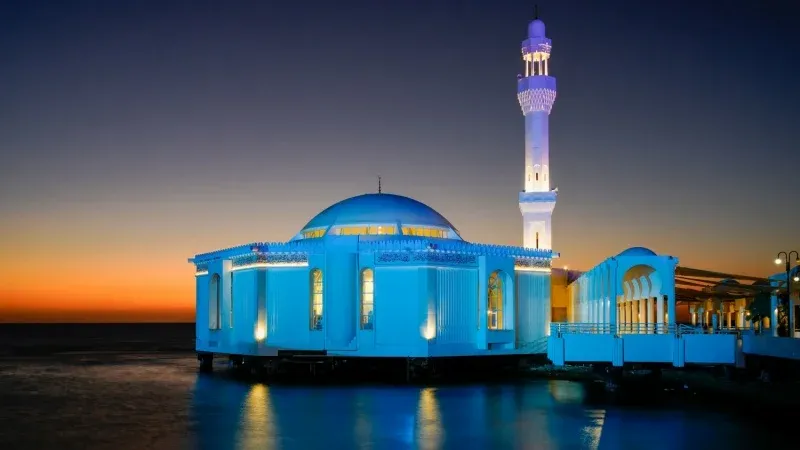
[
  {"xmin": 690, "ymin": 305, "xmax": 696, "ymax": 326},
  {"xmin": 737, "ymin": 307, "xmax": 745, "ymax": 329},
  {"xmin": 770, "ymin": 289, "xmax": 779, "ymax": 337},
  {"xmin": 667, "ymin": 293, "xmax": 676, "ymax": 328},
  {"xmin": 647, "ymin": 297, "xmax": 655, "ymax": 333},
  {"xmin": 726, "ymin": 306, "xmax": 732, "ymax": 329},
  {"xmin": 624, "ymin": 300, "xmax": 630, "ymax": 332}
]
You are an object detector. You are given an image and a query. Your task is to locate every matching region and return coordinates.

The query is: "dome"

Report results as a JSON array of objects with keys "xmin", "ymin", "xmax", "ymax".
[
  {"xmin": 618, "ymin": 246, "xmax": 657, "ymax": 257},
  {"xmin": 528, "ymin": 19, "xmax": 546, "ymax": 38},
  {"xmin": 294, "ymin": 193, "xmax": 462, "ymax": 240}
]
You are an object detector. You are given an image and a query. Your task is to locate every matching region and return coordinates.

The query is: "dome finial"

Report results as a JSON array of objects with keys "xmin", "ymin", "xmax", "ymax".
[
  {"xmin": 534, "ymin": 4, "xmax": 539, "ymax": 20},
  {"xmin": 378, "ymin": 176, "xmax": 382, "ymax": 194}
]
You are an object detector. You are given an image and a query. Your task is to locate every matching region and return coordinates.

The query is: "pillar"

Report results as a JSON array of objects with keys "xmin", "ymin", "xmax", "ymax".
[
  {"xmin": 738, "ymin": 307, "xmax": 745, "ymax": 330},
  {"xmin": 770, "ymin": 287, "xmax": 779, "ymax": 337},
  {"xmin": 647, "ymin": 297, "xmax": 655, "ymax": 333},
  {"xmin": 726, "ymin": 306, "xmax": 733, "ymax": 330},
  {"xmin": 690, "ymin": 305, "xmax": 697, "ymax": 326}
]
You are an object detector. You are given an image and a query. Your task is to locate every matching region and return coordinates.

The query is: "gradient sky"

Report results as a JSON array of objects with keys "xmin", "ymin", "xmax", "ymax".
[{"xmin": 1, "ymin": 0, "xmax": 798, "ymax": 322}]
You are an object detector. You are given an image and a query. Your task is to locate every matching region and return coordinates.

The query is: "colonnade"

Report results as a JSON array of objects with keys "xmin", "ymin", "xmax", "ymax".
[{"xmin": 567, "ymin": 252, "xmax": 679, "ymax": 334}]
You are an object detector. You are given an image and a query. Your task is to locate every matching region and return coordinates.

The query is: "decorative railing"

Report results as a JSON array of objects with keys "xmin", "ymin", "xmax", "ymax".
[{"xmin": 549, "ymin": 322, "xmax": 744, "ymax": 338}]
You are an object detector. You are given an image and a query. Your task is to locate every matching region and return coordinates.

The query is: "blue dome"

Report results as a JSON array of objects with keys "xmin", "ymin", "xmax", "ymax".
[
  {"xmin": 296, "ymin": 193, "xmax": 462, "ymax": 240},
  {"xmin": 618, "ymin": 246, "xmax": 657, "ymax": 257}
]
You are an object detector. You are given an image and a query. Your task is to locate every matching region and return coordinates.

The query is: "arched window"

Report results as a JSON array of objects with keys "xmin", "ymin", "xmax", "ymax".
[
  {"xmin": 310, "ymin": 269, "xmax": 323, "ymax": 330},
  {"xmin": 229, "ymin": 272, "xmax": 234, "ymax": 328},
  {"xmin": 488, "ymin": 271, "xmax": 504, "ymax": 330},
  {"xmin": 535, "ymin": 173, "xmax": 539, "ymax": 181},
  {"xmin": 361, "ymin": 268, "xmax": 374, "ymax": 330},
  {"xmin": 209, "ymin": 274, "xmax": 221, "ymax": 330},
  {"xmin": 535, "ymin": 232, "xmax": 539, "ymax": 249}
]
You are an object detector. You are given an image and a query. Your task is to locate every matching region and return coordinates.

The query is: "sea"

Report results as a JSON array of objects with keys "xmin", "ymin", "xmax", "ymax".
[{"xmin": 0, "ymin": 323, "xmax": 790, "ymax": 450}]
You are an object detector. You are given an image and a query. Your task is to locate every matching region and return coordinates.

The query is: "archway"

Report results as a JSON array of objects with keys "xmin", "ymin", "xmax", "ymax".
[{"xmin": 620, "ymin": 265, "xmax": 665, "ymax": 333}]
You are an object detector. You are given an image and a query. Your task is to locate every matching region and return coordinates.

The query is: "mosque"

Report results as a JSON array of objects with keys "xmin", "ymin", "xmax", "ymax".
[{"xmin": 189, "ymin": 13, "xmax": 683, "ymax": 373}]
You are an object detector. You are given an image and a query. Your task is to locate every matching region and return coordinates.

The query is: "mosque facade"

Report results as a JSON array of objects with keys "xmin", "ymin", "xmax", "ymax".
[{"xmin": 189, "ymin": 15, "xmax": 560, "ymax": 364}]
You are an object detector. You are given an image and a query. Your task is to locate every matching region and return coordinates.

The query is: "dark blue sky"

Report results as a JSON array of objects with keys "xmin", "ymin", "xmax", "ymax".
[{"xmin": 1, "ymin": 0, "xmax": 798, "ymax": 318}]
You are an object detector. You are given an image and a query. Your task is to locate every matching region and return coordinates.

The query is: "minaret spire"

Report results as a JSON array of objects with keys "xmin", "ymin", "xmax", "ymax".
[
  {"xmin": 378, "ymin": 176, "xmax": 382, "ymax": 194},
  {"xmin": 534, "ymin": 4, "xmax": 539, "ymax": 20},
  {"xmin": 517, "ymin": 10, "xmax": 557, "ymax": 251}
]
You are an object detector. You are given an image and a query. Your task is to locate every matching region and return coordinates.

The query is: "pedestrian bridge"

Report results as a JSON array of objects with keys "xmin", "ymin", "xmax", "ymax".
[{"xmin": 547, "ymin": 323, "xmax": 742, "ymax": 367}]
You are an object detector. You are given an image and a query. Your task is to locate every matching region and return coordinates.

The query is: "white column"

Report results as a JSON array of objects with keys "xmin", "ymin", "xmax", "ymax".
[
  {"xmin": 726, "ymin": 306, "xmax": 732, "ymax": 329},
  {"xmin": 656, "ymin": 295, "xmax": 665, "ymax": 333},
  {"xmin": 738, "ymin": 307, "xmax": 745, "ymax": 329},
  {"xmin": 770, "ymin": 290, "xmax": 779, "ymax": 337}
]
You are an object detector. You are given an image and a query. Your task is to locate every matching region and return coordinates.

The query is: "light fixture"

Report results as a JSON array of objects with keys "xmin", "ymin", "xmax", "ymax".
[
  {"xmin": 794, "ymin": 275, "xmax": 800, "ymax": 283},
  {"xmin": 255, "ymin": 326, "xmax": 266, "ymax": 341},
  {"xmin": 775, "ymin": 258, "xmax": 783, "ymax": 265}
]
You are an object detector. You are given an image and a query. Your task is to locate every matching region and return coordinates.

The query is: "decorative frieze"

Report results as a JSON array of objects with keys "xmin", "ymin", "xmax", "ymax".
[
  {"xmin": 232, "ymin": 252, "xmax": 308, "ymax": 267},
  {"xmin": 376, "ymin": 251, "xmax": 477, "ymax": 266},
  {"xmin": 361, "ymin": 237, "xmax": 552, "ymax": 259},
  {"xmin": 514, "ymin": 258, "xmax": 551, "ymax": 269}
]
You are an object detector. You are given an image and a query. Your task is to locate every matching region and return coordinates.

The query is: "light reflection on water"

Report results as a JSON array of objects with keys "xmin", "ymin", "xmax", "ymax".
[
  {"xmin": 187, "ymin": 374, "xmax": 704, "ymax": 450},
  {"xmin": 0, "ymin": 352, "xmax": 785, "ymax": 450}
]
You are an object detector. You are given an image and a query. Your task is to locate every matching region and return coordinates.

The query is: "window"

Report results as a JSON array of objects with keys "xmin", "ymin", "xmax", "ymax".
[
  {"xmin": 488, "ymin": 271, "xmax": 504, "ymax": 330},
  {"xmin": 310, "ymin": 269, "xmax": 323, "ymax": 330},
  {"xmin": 336, "ymin": 225, "xmax": 396, "ymax": 236},
  {"xmin": 535, "ymin": 173, "xmax": 539, "ymax": 181},
  {"xmin": 361, "ymin": 268, "xmax": 374, "ymax": 330},
  {"xmin": 229, "ymin": 273, "xmax": 234, "ymax": 328},
  {"xmin": 401, "ymin": 227, "xmax": 446, "ymax": 238},
  {"xmin": 302, "ymin": 229, "xmax": 325, "ymax": 239},
  {"xmin": 209, "ymin": 274, "xmax": 221, "ymax": 330},
  {"xmin": 535, "ymin": 232, "xmax": 539, "ymax": 249}
]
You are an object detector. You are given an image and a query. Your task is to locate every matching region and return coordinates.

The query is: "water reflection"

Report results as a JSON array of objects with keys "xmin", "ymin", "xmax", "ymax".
[
  {"xmin": 416, "ymin": 388, "xmax": 442, "ymax": 449},
  {"xmin": 188, "ymin": 376, "xmax": 754, "ymax": 450}
]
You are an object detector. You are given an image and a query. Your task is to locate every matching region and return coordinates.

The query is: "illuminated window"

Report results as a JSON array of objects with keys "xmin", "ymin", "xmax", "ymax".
[
  {"xmin": 487, "ymin": 271, "xmax": 504, "ymax": 330},
  {"xmin": 361, "ymin": 268, "xmax": 374, "ymax": 330},
  {"xmin": 310, "ymin": 269, "xmax": 323, "ymax": 330},
  {"xmin": 302, "ymin": 229, "xmax": 325, "ymax": 239},
  {"xmin": 209, "ymin": 274, "xmax": 221, "ymax": 330},
  {"xmin": 336, "ymin": 225, "xmax": 396, "ymax": 236},
  {"xmin": 400, "ymin": 227, "xmax": 446, "ymax": 238}
]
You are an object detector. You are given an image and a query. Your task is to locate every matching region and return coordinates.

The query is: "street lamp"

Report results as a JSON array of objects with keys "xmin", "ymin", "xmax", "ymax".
[{"xmin": 775, "ymin": 251, "xmax": 799, "ymax": 336}]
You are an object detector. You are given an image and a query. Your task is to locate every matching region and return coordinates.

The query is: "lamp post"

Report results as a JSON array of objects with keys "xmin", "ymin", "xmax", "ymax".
[{"xmin": 775, "ymin": 251, "xmax": 799, "ymax": 337}]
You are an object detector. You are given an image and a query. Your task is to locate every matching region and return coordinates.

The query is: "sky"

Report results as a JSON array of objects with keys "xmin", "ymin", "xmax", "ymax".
[{"xmin": 1, "ymin": 0, "xmax": 798, "ymax": 323}]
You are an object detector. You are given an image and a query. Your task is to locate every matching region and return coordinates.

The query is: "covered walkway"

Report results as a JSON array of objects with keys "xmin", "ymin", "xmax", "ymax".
[{"xmin": 549, "ymin": 247, "xmax": 743, "ymax": 368}]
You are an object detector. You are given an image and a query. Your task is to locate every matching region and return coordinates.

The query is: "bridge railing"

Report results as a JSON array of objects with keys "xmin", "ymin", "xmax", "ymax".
[{"xmin": 550, "ymin": 322, "xmax": 743, "ymax": 338}]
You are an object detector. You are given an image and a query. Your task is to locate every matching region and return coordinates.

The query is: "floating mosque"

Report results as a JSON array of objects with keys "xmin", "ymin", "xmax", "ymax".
[{"xmin": 189, "ymin": 12, "xmax": 799, "ymax": 376}]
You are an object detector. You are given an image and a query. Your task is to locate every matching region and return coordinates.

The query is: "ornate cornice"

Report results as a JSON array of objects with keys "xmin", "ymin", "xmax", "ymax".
[{"xmin": 376, "ymin": 251, "xmax": 478, "ymax": 266}]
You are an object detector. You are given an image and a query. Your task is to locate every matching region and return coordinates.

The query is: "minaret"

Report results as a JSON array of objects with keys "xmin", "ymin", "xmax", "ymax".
[{"xmin": 518, "ymin": 10, "xmax": 557, "ymax": 251}]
